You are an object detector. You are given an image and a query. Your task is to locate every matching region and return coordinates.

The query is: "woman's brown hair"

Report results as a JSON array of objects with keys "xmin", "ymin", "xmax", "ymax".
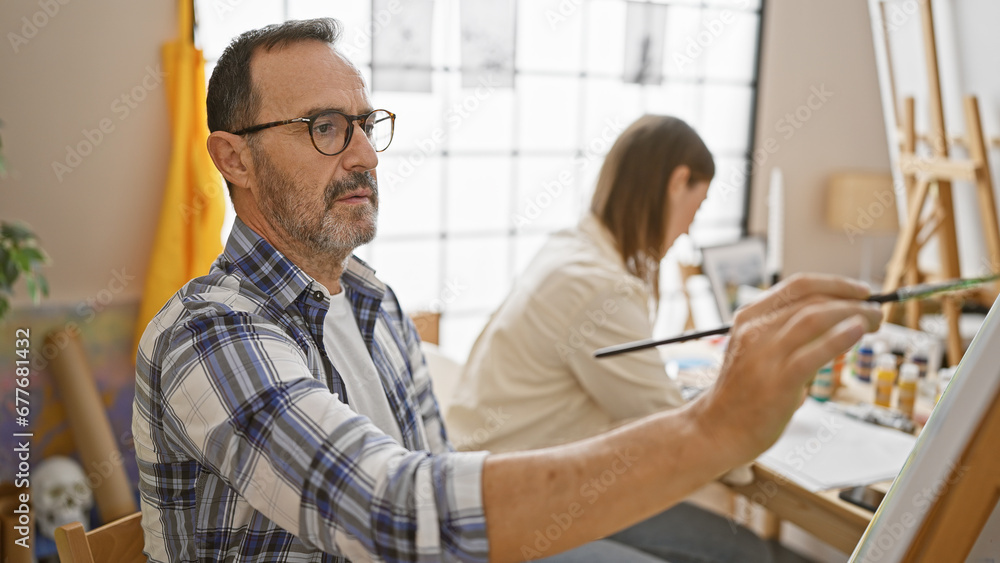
[{"xmin": 590, "ymin": 115, "xmax": 714, "ymax": 304}]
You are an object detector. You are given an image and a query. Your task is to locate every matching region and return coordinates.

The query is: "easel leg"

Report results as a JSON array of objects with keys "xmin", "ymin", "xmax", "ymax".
[
  {"xmin": 942, "ymin": 296, "xmax": 963, "ymax": 366},
  {"xmin": 964, "ymin": 97, "xmax": 1000, "ymax": 304}
]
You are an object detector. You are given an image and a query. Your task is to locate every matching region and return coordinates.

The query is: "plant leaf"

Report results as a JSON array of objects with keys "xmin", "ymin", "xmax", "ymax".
[
  {"xmin": 3, "ymin": 258, "xmax": 18, "ymax": 286},
  {"xmin": 1, "ymin": 222, "xmax": 35, "ymax": 243},
  {"xmin": 25, "ymin": 276, "xmax": 36, "ymax": 303},
  {"xmin": 20, "ymin": 246, "xmax": 47, "ymax": 266},
  {"xmin": 0, "ymin": 245, "xmax": 9, "ymax": 286},
  {"xmin": 13, "ymin": 250, "xmax": 31, "ymax": 272}
]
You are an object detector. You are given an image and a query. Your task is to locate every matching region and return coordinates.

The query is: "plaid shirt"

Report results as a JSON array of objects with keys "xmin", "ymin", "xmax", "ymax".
[{"xmin": 133, "ymin": 218, "xmax": 489, "ymax": 562}]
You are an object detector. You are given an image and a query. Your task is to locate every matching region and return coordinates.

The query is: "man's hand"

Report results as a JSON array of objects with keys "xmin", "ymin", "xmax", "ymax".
[
  {"xmin": 692, "ymin": 273, "xmax": 883, "ymax": 465},
  {"xmin": 482, "ymin": 273, "xmax": 882, "ymax": 562}
]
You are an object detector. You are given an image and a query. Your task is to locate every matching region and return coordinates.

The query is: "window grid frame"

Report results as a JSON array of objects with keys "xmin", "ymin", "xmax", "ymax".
[{"xmin": 196, "ymin": 0, "xmax": 766, "ymax": 355}]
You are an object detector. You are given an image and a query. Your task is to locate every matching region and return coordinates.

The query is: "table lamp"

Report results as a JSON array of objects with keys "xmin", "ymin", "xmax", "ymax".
[{"xmin": 826, "ymin": 172, "xmax": 899, "ymax": 284}]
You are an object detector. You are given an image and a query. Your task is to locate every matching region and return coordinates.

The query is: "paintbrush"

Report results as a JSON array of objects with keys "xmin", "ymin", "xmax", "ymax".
[{"xmin": 593, "ymin": 274, "xmax": 1000, "ymax": 359}]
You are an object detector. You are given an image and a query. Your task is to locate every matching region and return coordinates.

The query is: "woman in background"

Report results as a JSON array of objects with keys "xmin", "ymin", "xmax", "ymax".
[{"xmin": 447, "ymin": 115, "xmax": 798, "ymax": 563}]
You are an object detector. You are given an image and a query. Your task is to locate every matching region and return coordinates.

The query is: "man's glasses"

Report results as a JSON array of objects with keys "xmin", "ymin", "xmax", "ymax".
[{"xmin": 232, "ymin": 109, "xmax": 395, "ymax": 156}]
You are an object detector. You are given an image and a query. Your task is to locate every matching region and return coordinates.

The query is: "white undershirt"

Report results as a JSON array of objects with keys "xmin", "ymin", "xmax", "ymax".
[{"xmin": 322, "ymin": 290, "xmax": 404, "ymax": 444}]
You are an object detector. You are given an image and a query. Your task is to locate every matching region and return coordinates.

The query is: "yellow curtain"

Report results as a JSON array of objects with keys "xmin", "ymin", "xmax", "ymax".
[{"xmin": 133, "ymin": 0, "xmax": 225, "ymax": 357}]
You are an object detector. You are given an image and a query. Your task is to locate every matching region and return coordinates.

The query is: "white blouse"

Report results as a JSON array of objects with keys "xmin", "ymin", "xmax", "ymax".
[{"xmin": 446, "ymin": 213, "xmax": 684, "ymax": 453}]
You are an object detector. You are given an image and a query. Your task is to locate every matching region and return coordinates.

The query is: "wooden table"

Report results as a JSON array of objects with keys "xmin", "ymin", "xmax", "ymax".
[
  {"xmin": 722, "ymin": 374, "xmax": 931, "ymax": 554},
  {"xmin": 666, "ymin": 343, "xmax": 933, "ymax": 553},
  {"xmin": 727, "ymin": 463, "xmax": 890, "ymax": 553}
]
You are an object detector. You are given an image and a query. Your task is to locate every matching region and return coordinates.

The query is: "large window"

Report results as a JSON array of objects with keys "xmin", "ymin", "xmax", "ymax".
[{"xmin": 197, "ymin": 0, "xmax": 763, "ymax": 360}]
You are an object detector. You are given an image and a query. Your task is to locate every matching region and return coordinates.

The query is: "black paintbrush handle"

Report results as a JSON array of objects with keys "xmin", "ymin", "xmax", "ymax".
[
  {"xmin": 594, "ymin": 274, "xmax": 999, "ymax": 358},
  {"xmin": 593, "ymin": 325, "xmax": 732, "ymax": 358}
]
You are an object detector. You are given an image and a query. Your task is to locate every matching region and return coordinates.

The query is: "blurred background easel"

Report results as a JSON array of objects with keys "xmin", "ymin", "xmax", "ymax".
[{"xmin": 877, "ymin": 0, "xmax": 1000, "ymax": 366}]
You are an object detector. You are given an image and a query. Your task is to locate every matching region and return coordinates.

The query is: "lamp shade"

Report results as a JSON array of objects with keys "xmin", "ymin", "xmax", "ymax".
[{"xmin": 826, "ymin": 172, "xmax": 899, "ymax": 234}]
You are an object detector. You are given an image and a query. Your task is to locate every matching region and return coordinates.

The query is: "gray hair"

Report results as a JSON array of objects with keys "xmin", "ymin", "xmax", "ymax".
[
  {"xmin": 206, "ymin": 18, "xmax": 343, "ymax": 192},
  {"xmin": 207, "ymin": 18, "xmax": 342, "ymax": 133}
]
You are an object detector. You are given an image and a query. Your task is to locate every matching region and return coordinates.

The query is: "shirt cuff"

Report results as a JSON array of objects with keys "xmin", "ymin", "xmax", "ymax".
[{"xmin": 430, "ymin": 450, "xmax": 491, "ymax": 562}]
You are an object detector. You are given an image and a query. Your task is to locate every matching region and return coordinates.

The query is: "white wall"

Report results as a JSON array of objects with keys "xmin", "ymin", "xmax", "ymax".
[
  {"xmin": 748, "ymin": 0, "xmax": 896, "ymax": 281},
  {"xmin": 1, "ymin": 0, "xmax": 175, "ymax": 308}
]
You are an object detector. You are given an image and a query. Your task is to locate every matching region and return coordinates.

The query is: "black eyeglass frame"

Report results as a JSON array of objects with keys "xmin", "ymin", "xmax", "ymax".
[{"xmin": 231, "ymin": 109, "xmax": 395, "ymax": 156}]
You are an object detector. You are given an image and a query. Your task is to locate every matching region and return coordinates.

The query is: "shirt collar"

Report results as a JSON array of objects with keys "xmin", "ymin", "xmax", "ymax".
[
  {"xmin": 221, "ymin": 216, "xmax": 385, "ymax": 308},
  {"xmin": 577, "ymin": 212, "xmax": 626, "ymax": 267}
]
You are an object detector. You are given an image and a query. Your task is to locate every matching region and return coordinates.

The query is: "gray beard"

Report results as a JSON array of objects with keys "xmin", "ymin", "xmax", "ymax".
[{"xmin": 254, "ymin": 147, "xmax": 379, "ymax": 258}]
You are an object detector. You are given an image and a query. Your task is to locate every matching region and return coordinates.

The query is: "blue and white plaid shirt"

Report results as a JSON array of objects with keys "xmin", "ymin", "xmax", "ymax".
[{"xmin": 133, "ymin": 218, "xmax": 489, "ymax": 562}]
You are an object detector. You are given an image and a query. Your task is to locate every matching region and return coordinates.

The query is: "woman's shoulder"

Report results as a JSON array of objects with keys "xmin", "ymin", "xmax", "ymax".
[{"xmin": 520, "ymin": 230, "xmax": 647, "ymax": 307}]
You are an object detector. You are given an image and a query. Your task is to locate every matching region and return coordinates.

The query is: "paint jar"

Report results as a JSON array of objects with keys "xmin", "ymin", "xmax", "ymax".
[
  {"xmin": 810, "ymin": 362, "xmax": 834, "ymax": 402},
  {"xmin": 873, "ymin": 340, "xmax": 890, "ymax": 363},
  {"xmin": 896, "ymin": 363, "xmax": 918, "ymax": 418},
  {"xmin": 873, "ymin": 353, "xmax": 896, "ymax": 408},
  {"xmin": 832, "ymin": 352, "xmax": 846, "ymax": 391},
  {"xmin": 909, "ymin": 350, "xmax": 929, "ymax": 379},
  {"xmin": 855, "ymin": 337, "xmax": 875, "ymax": 382}
]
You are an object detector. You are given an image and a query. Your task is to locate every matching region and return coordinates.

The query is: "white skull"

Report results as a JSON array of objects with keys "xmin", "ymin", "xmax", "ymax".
[{"xmin": 33, "ymin": 456, "xmax": 94, "ymax": 539}]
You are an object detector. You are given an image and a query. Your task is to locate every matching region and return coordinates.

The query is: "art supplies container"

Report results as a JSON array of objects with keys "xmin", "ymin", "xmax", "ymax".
[
  {"xmin": 855, "ymin": 336, "xmax": 875, "ymax": 382},
  {"xmin": 874, "ymin": 353, "xmax": 896, "ymax": 408},
  {"xmin": 832, "ymin": 352, "xmax": 846, "ymax": 391},
  {"xmin": 810, "ymin": 362, "xmax": 834, "ymax": 401},
  {"xmin": 897, "ymin": 363, "xmax": 918, "ymax": 418},
  {"xmin": 909, "ymin": 350, "xmax": 929, "ymax": 379}
]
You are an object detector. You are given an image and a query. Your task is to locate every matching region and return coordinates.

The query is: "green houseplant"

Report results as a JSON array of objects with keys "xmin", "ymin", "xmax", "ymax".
[
  {"xmin": 0, "ymin": 127, "xmax": 50, "ymax": 321},
  {"xmin": 0, "ymin": 221, "xmax": 49, "ymax": 321}
]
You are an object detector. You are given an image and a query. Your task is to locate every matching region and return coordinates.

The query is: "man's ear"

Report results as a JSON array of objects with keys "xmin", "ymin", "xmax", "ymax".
[
  {"xmin": 667, "ymin": 165, "xmax": 692, "ymax": 199},
  {"xmin": 207, "ymin": 131, "xmax": 252, "ymax": 190}
]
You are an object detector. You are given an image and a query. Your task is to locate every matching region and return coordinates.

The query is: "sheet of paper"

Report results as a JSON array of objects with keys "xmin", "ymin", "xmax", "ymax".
[
  {"xmin": 624, "ymin": 2, "xmax": 668, "ymax": 85},
  {"xmin": 757, "ymin": 399, "xmax": 917, "ymax": 492},
  {"xmin": 459, "ymin": 0, "xmax": 515, "ymax": 88},
  {"xmin": 372, "ymin": 0, "xmax": 434, "ymax": 92}
]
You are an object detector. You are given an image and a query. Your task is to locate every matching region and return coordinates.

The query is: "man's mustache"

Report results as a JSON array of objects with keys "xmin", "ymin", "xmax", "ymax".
[{"xmin": 324, "ymin": 171, "xmax": 378, "ymax": 211}]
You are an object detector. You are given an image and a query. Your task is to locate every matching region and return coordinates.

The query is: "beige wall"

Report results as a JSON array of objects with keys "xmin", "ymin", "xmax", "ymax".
[
  {"xmin": 748, "ymin": 0, "xmax": 897, "ymax": 281},
  {"xmin": 1, "ymin": 0, "xmax": 175, "ymax": 308}
]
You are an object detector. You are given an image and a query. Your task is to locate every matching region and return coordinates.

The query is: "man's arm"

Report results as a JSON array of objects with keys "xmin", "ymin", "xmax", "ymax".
[
  {"xmin": 481, "ymin": 274, "xmax": 883, "ymax": 562},
  {"xmin": 151, "ymin": 310, "xmax": 489, "ymax": 561}
]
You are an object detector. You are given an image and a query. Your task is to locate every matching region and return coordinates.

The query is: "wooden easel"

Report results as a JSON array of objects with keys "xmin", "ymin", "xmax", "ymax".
[
  {"xmin": 902, "ymin": 380, "xmax": 1000, "ymax": 561},
  {"xmin": 879, "ymin": 0, "xmax": 1000, "ymax": 366}
]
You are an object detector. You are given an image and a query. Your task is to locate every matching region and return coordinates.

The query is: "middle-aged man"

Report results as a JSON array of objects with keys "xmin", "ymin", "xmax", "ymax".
[{"xmin": 133, "ymin": 18, "xmax": 883, "ymax": 563}]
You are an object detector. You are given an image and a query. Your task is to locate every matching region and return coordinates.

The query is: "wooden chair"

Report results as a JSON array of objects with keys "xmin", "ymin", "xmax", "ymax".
[
  {"xmin": 54, "ymin": 511, "xmax": 146, "ymax": 563},
  {"xmin": 409, "ymin": 311, "xmax": 440, "ymax": 345}
]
